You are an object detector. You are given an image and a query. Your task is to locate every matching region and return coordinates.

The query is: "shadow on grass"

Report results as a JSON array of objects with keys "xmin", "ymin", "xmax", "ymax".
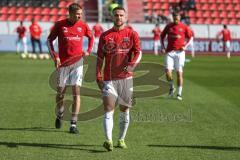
[
  {"xmin": 148, "ymin": 144, "xmax": 240, "ymax": 152},
  {"xmin": 0, "ymin": 127, "xmax": 63, "ymax": 133},
  {"xmin": 0, "ymin": 141, "xmax": 106, "ymax": 153}
]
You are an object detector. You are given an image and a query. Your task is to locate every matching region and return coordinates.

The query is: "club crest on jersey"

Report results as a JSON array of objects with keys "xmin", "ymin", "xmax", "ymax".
[
  {"xmin": 77, "ymin": 27, "xmax": 82, "ymax": 32},
  {"xmin": 63, "ymin": 27, "xmax": 68, "ymax": 33},
  {"xmin": 179, "ymin": 28, "xmax": 184, "ymax": 32},
  {"xmin": 123, "ymin": 37, "xmax": 129, "ymax": 42}
]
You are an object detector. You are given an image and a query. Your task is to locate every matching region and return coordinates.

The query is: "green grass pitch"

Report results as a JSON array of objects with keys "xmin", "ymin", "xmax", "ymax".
[{"xmin": 0, "ymin": 53, "xmax": 240, "ymax": 160}]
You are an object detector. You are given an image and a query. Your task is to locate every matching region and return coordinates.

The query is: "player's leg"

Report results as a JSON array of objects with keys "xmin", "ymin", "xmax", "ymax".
[
  {"xmin": 102, "ymin": 93, "xmax": 116, "ymax": 151},
  {"xmin": 22, "ymin": 37, "xmax": 28, "ymax": 54},
  {"xmin": 16, "ymin": 38, "xmax": 21, "ymax": 54},
  {"xmin": 117, "ymin": 77, "xmax": 133, "ymax": 149},
  {"xmin": 101, "ymin": 80, "xmax": 118, "ymax": 151},
  {"xmin": 175, "ymin": 51, "xmax": 185, "ymax": 100},
  {"xmin": 226, "ymin": 41, "xmax": 231, "ymax": 58},
  {"xmin": 117, "ymin": 105, "xmax": 129, "ymax": 149},
  {"xmin": 31, "ymin": 38, "xmax": 35, "ymax": 53},
  {"xmin": 69, "ymin": 85, "xmax": 80, "ymax": 134},
  {"xmin": 68, "ymin": 59, "xmax": 84, "ymax": 134},
  {"xmin": 190, "ymin": 39, "xmax": 195, "ymax": 58},
  {"xmin": 165, "ymin": 52, "xmax": 175, "ymax": 97},
  {"xmin": 55, "ymin": 65, "xmax": 69, "ymax": 128},
  {"xmin": 55, "ymin": 86, "xmax": 66, "ymax": 129},
  {"xmin": 154, "ymin": 40, "xmax": 158, "ymax": 55}
]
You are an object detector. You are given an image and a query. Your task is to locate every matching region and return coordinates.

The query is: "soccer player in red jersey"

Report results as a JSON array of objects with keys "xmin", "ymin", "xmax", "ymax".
[
  {"xmin": 161, "ymin": 12, "xmax": 192, "ymax": 101},
  {"xmin": 29, "ymin": 19, "xmax": 42, "ymax": 54},
  {"xmin": 16, "ymin": 21, "xmax": 28, "ymax": 54},
  {"xmin": 152, "ymin": 23, "xmax": 161, "ymax": 55},
  {"xmin": 96, "ymin": 6, "xmax": 142, "ymax": 151},
  {"xmin": 47, "ymin": 3, "xmax": 94, "ymax": 134},
  {"xmin": 217, "ymin": 25, "xmax": 232, "ymax": 58},
  {"xmin": 92, "ymin": 22, "xmax": 104, "ymax": 54}
]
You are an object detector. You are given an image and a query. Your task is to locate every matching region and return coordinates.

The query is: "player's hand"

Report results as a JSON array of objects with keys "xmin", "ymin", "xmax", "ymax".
[
  {"xmin": 123, "ymin": 65, "xmax": 134, "ymax": 72},
  {"xmin": 97, "ymin": 80, "xmax": 104, "ymax": 91},
  {"xmin": 83, "ymin": 51, "xmax": 90, "ymax": 57},
  {"xmin": 180, "ymin": 46, "xmax": 186, "ymax": 51},
  {"xmin": 55, "ymin": 57, "xmax": 61, "ymax": 69},
  {"xmin": 161, "ymin": 48, "xmax": 166, "ymax": 54}
]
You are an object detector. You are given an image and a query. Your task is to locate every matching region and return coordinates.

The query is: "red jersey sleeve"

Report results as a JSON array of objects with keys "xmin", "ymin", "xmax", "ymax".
[
  {"xmin": 84, "ymin": 24, "xmax": 94, "ymax": 53},
  {"xmin": 47, "ymin": 22, "xmax": 59, "ymax": 60},
  {"xmin": 128, "ymin": 31, "xmax": 142, "ymax": 68},
  {"xmin": 184, "ymin": 26, "xmax": 192, "ymax": 47},
  {"xmin": 96, "ymin": 35, "xmax": 104, "ymax": 81},
  {"xmin": 160, "ymin": 24, "xmax": 169, "ymax": 49}
]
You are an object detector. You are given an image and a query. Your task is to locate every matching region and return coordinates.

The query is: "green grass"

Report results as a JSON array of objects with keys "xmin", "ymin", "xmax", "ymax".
[{"xmin": 0, "ymin": 53, "xmax": 240, "ymax": 160}]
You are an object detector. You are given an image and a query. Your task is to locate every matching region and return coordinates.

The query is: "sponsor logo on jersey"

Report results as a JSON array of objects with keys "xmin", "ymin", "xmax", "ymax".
[
  {"xmin": 63, "ymin": 27, "xmax": 68, "ymax": 33},
  {"xmin": 77, "ymin": 27, "xmax": 82, "ymax": 32}
]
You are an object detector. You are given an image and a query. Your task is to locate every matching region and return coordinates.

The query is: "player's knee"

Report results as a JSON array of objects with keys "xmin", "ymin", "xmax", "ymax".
[{"xmin": 57, "ymin": 93, "xmax": 64, "ymax": 100}]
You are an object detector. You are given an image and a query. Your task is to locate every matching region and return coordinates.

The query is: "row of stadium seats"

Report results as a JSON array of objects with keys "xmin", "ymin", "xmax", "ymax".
[
  {"xmin": 143, "ymin": 0, "xmax": 240, "ymax": 24},
  {"xmin": 0, "ymin": 0, "xmax": 79, "ymax": 22}
]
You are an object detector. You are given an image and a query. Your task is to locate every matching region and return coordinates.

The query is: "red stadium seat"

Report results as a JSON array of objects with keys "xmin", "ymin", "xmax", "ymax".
[
  {"xmin": 42, "ymin": 8, "xmax": 51, "ymax": 15},
  {"xmin": 58, "ymin": 1, "xmax": 67, "ymax": 8},
  {"xmin": 227, "ymin": 11, "xmax": 235, "ymax": 18},
  {"xmin": 218, "ymin": 4, "xmax": 224, "ymax": 10},
  {"xmin": 41, "ymin": 15, "xmax": 50, "ymax": 22},
  {"xmin": 221, "ymin": 18, "xmax": 229, "ymax": 24},
  {"xmin": 50, "ymin": 15, "xmax": 58, "ymax": 22},
  {"xmin": 33, "ymin": 7, "xmax": 41, "ymax": 15},
  {"xmin": 212, "ymin": 11, "xmax": 219, "ymax": 18},
  {"xmin": 8, "ymin": 15, "xmax": 17, "ymax": 21},
  {"xmin": 205, "ymin": 18, "xmax": 213, "ymax": 24},
  {"xmin": 50, "ymin": 8, "xmax": 58, "ymax": 15},
  {"xmin": 202, "ymin": 4, "xmax": 210, "ymax": 10},
  {"xmin": 226, "ymin": 4, "xmax": 234, "ymax": 11},
  {"xmin": 229, "ymin": 19, "xmax": 237, "ymax": 25},
  {"xmin": 202, "ymin": 11, "xmax": 210, "ymax": 18},
  {"xmin": 213, "ymin": 18, "xmax": 221, "ymax": 24},
  {"xmin": 209, "ymin": 4, "xmax": 217, "ymax": 11},
  {"xmin": 188, "ymin": 11, "xmax": 195, "ymax": 18},
  {"xmin": 25, "ymin": 7, "xmax": 33, "ymax": 15},
  {"xmin": 58, "ymin": 8, "xmax": 67, "ymax": 15},
  {"xmin": 234, "ymin": 4, "xmax": 240, "ymax": 11},
  {"xmin": 25, "ymin": 15, "xmax": 33, "ymax": 21},
  {"xmin": 8, "ymin": 6, "xmax": 16, "ymax": 14},
  {"xmin": 219, "ymin": 11, "xmax": 227, "ymax": 18},
  {"xmin": 0, "ymin": 6, "xmax": 8, "ymax": 14},
  {"xmin": 16, "ymin": 7, "xmax": 25, "ymax": 15},
  {"xmin": 16, "ymin": 14, "xmax": 25, "ymax": 21},
  {"xmin": 195, "ymin": 11, "xmax": 202, "ymax": 18},
  {"xmin": 0, "ymin": 14, "xmax": 8, "ymax": 21}
]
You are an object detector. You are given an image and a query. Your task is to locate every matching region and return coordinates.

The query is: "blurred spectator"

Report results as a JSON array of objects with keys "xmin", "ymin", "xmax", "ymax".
[
  {"xmin": 180, "ymin": 10, "xmax": 190, "ymax": 25},
  {"xmin": 188, "ymin": 0, "xmax": 196, "ymax": 10},
  {"xmin": 29, "ymin": 19, "xmax": 42, "ymax": 54},
  {"xmin": 108, "ymin": 0, "xmax": 119, "ymax": 16},
  {"xmin": 179, "ymin": 0, "xmax": 188, "ymax": 11},
  {"xmin": 92, "ymin": 22, "xmax": 104, "ymax": 54},
  {"xmin": 217, "ymin": 25, "xmax": 232, "ymax": 58},
  {"xmin": 152, "ymin": 23, "xmax": 161, "ymax": 55},
  {"xmin": 16, "ymin": 21, "xmax": 28, "ymax": 54}
]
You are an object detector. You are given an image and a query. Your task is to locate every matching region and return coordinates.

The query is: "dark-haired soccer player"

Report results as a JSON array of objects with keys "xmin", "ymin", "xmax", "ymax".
[
  {"xmin": 96, "ymin": 6, "xmax": 141, "ymax": 151},
  {"xmin": 47, "ymin": 3, "xmax": 94, "ymax": 134},
  {"xmin": 161, "ymin": 12, "xmax": 192, "ymax": 101},
  {"xmin": 217, "ymin": 25, "xmax": 231, "ymax": 58}
]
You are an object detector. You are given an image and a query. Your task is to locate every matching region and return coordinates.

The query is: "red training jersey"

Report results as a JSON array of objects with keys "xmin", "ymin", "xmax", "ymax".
[
  {"xmin": 29, "ymin": 22, "xmax": 42, "ymax": 39},
  {"xmin": 220, "ymin": 29, "xmax": 231, "ymax": 41},
  {"xmin": 161, "ymin": 22, "xmax": 192, "ymax": 52},
  {"xmin": 152, "ymin": 27, "xmax": 161, "ymax": 40},
  {"xmin": 16, "ymin": 26, "xmax": 26, "ymax": 38},
  {"xmin": 92, "ymin": 24, "xmax": 104, "ymax": 37},
  {"xmin": 96, "ymin": 26, "xmax": 142, "ymax": 81},
  {"xmin": 47, "ymin": 19, "xmax": 94, "ymax": 66}
]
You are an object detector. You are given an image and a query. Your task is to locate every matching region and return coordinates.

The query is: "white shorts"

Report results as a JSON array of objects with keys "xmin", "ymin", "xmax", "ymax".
[
  {"xmin": 102, "ymin": 77, "xmax": 133, "ymax": 107},
  {"xmin": 225, "ymin": 41, "xmax": 231, "ymax": 51},
  {"xmin": 165, "ymin": 50, "xmax": 185, "ymax": 72},
  {"xmin": 57, "ymin": 58, "xmax": 84, "ymax": 87}
]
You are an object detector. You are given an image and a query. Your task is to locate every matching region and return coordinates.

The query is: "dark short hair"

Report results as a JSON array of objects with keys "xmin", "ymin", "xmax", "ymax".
[
  {"xmin": 68, "ymin": 3, "xmax": 82, "ymax": 13},
  {"xmin": 172, "ymin": 12, "xmax": 180, "ymax": 17},
  {"xmin": 112, "ymin": 6, "xmax": 125, "ymax": 14},
  {"xmin": 223, "ymin": 25, "xmax": 227, "ymax": 28}
]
